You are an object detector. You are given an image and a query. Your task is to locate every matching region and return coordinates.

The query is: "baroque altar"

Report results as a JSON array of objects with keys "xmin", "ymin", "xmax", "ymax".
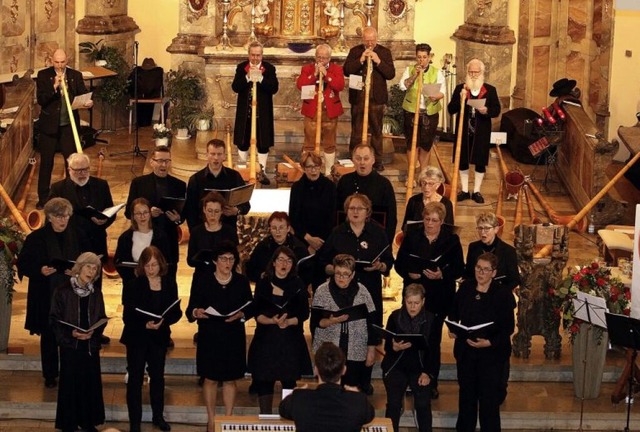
[{"xmin": 168, "ymin": 0, "xmax": 419, "ymax": 145}]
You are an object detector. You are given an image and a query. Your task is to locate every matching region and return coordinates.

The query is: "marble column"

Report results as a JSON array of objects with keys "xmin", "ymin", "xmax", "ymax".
[
  {"xmin": 452, "ymin": 0, "xmax": 515, "ymax": 110},
  {"xmin": 76, "ymin": 0, "xmax": 139, "ymax": 69}
]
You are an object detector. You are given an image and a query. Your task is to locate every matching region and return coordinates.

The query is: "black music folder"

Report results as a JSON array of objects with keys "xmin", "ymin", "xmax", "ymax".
[
  {"xmin": 406, "ymin": 253, "xmax": 441, "ymax": 274},
  {"xmin": 136, "ymin": 298, "xmax": 181, "ymax": 322},
  {"xmin": 204, "ymin": 301, "xmax": 252, "ymax": 319},
  {"xmin": 205, "ymin": 183, "xmax": 254, "ymax": 207},
  {"xmin": 159, "ymin": 196, "xmax": 186, "ymax": 214},
  {"xmin": 444, "ymin": 319, "xmax": 494, "ymax": 340},
  {"xmin": 49, "ymin": 258, "xmax": 75, "ymax": 272},
  {"xmin": 76, "ymin": 203, "xmax": 125, "ymax": 220},
  {"xmin": 354, "ymin": 244, "xmax": 390, "ymax": 270},
  {"xmin": 191, "ymin": 249, "xmax": 214, "ymax": 265},
  {"xmin": 57, "ymin": 317, "xmax": 110, "ymax": 333},
  {"xmin": 311, "ymin": 303, "xmax": 368, "ymax": 322},
  {"xmin": 372, "ymin": 324, "xmax": 428, "ymax": 350}
]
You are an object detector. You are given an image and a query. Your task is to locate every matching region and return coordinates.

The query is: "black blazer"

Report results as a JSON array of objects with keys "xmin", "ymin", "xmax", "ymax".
[
  {"xmin": 119, "ymin": 275, "xmax": 182, "ymax": 348},
  {"xmin": 125, "ymin": 172, "xmax": 187, "ymax": 259},
  {"xmin": 343, "ymin": 43, "xmax": 396, "ymax": 106},
  {"xmin": 114, "ymin": 227, "xmax": 173, "ymax": 287},
  {"xmin": 279, "ymin": 382, "xmax": 375, "ymax": 432},
  {"xmin": 465, "ymin": 237, "xmax": 521, "ymax": 291},
  {"xmin": 49, "ymin": 176, "xmax": 114, "ymax": 257},
  {"xmin": 36, "ymin": 66, "xmax": 89, "ymax": 135}
]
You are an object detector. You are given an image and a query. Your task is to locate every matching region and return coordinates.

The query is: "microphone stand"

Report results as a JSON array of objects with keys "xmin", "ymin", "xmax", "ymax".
[{"xmin": 111, "ymin": 41, "xmax": 147, "ymax": 159}]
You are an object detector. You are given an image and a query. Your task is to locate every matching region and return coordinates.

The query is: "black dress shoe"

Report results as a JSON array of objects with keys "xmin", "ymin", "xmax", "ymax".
[
  {"xmin": 153, "ymin": 417, "xmax": 171, "ymax": 431},
  {"xmin": 44, "ymin": 378, "xmax": 57, "ymax": 388},
  {"xmin": 471, "ymin": 192, "xmax": 485, "ymax": 204},
  {"xmin": 100, "ymin": 335, "xmax": 111, "ymax": 344},
  {"xmin": 457, "ymin": 191, "xmax": 470, "ymax": 201}
]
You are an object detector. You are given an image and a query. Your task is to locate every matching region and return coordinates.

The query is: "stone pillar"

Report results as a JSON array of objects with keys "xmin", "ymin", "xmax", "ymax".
[
  {"xmin": 452, "ymin": 0, "xmax": 515, "ymax": 110},
  {"xmin": 167, "ymin": 0, "xmax": 217, "ymax": 71},
  {"xmin": 76, "ymin": 0, "xmax": 139, "ymax": 69}
]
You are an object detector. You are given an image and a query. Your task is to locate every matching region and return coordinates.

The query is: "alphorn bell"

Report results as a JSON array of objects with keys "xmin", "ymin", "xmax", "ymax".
[
  {"xmin": 449, "ymin": 87, "xmax": 467, "ymax": 216},
  {"xmin": 361, "ymin": 55, "xmax": 373, "ymax": 145},
  {"xmin": 526, "ymin": 180, "xmax": 586, "ymax": 233},
  {"xmin": 314, "ymin": 69, "xmax": 324, "ymax": 155},
  {"xmin": 18, "ymin": 160, "xmax": 44, "ymax": 230},
  {"xmin": 535, "ymin": 149, "xmax": 640, "ymax": 258},
  {"xmin": 496, "ymin": 142, "xmax": 524, "ymax": 200},
  {"xmin": 0, "ymin": 181, "xmax": 31, "ymax": 234},
  {"xmin": 405, "ymin": 68, "xmax": 424, "ymax": 203}
]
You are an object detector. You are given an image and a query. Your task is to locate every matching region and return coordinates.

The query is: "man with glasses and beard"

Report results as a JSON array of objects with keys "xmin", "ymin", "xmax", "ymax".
[{"xmin": 447, "ymin": 59, "xmax": 501, "ymax": 204}]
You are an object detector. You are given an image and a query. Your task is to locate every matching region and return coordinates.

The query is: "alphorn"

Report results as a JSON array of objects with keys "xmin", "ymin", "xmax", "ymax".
[
  {"xmin": 361, "ymin": 55, "xmax": 373, "ymax": 145},
  {"xmin": 314, "ymin": 69, "xmax": 324, "ymax": 155},
  {"xmin": 449, "ymin": 88, "xmax": 467, "ymax": 216},
  {"xmin": 249, "ymin": 73, "xmax": 258, "ymax": 184},
  {"xmin": 405, "ymin": 69, "xmax": 424, "ymax": 203},
  {"xmin": 495, "ymin": 142, "xmax": 509, "ymax": 179},
  {"xmin": 432, "ymin": 143, "xmax": 453, "ymax": 185},
  {"xmin": 526, "ymin": 180, "xmax": 586, "ymax": 233},
  {"xmin": 17, "ymin": 160, "xmax": 43, "ymax": 230},
  {"xmin": 94, "ymin": 151, "xmax": 118, "ymax": 278},
  {"xmin": 535, "ymin": 149, "xmax": 640, "ymax": 257},
  {"xmin": 0, "ymin": 181, "xmax": 31, "ymax": 234},
  {"xmin": 523, "ymin": 185, "xmax": 542, "ymax": 224},
  {"xmin": 225, "ymin": 122, "xmax": 233, "ymax": 168},
  {"xmin": 495, "ymin": 179, "xmax": 505, "ymax": 236},
  {"xmin": 513, "ymin": 187, "xmax": 523, "ymax": 234},
  {"xmin": 283, "ymin": 154, "xmax": 305, "ymax": 174},
  {"xmin": 59, "ymin": 76, "xmax": 83, "ymax": 154}
]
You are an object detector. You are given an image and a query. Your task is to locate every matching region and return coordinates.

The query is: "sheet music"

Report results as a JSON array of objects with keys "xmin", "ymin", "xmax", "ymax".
[
  {"xmin": 349, "ymin": 74, "xmax": 363, "ymax": 90},
  {"xmin": 71, "ymin": 92, "xmax": 93, "ymax": 110},
  {"xmin": 572, "ymin": 291, "xmax": 608, "ymax": 329},
  {"xmin": 466, "ymin": 98, "xmax": 486, "ymax": 110},
  {"xmin": 301, "ymin": 84, "xmax": 316, "ymax": 100},
  {"xmin": 422, "ymin": 83, "xmax": 442, "ymax": 98}
]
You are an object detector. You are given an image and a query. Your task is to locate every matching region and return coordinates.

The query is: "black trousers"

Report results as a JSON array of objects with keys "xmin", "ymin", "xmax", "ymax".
[
  {"xmin": 40, "ymin": 325, "xmax": 59, "ymax": 380},
  {"xmin": 349, "ymin": 102, "xmax": 385, "ymax": 160},
  {"xmin": 253, "ymin": 379, "xmax": 297, "ymax": 397},
  {"xmin": 427, "ymin": 313, "xmax": 445, "ymax": 390},
  {"xmin": 38, "ymin": 125, "xmax": 76, "ymax": 202},
  {"xmin": 455, "ymin": 348, "xmax": 502, "ymax": 432},
  {"xmin": 126, "ymin": 341, "xmax": 168, "ymax": 426},
  {"xmin": 383, "ymin": 368, "xmax": 432, "ymax": 432},
  {"xmin": 343, "ymin": 359, "xmax": 369, "ymax": 391}
]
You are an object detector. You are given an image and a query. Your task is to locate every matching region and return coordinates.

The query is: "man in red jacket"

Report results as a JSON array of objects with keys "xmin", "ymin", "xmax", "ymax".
[{"xmin": 296, "ymin": 44, "xmax": 345, "ymax": 176}]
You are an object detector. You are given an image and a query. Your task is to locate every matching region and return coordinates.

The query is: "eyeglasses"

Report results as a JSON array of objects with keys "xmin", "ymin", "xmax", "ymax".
[
  {"xmin": 270, "ymin": 225, "xmax": 288, "ymax": 232},
  {"xmin": 476, "ymin": 226, "xmax": 495, "ymax": 232},
  {"xmin": 335, "ymin": 271, "xmax": 353, "ymax": 279},
  {"xmin": 275, "ymin": 257, "xmax": 293, "ymax": 264},
  {"xmin": 69, "ymin": 167, "xmax": 90, "ymax": 174},
  {"xmin": 474, "ymin": 266, "xmax": 494, "ymax": 274},
  {"xmin": 217, "ymin": 256, "xmax": 235, "ymax": 263},
  {"xmin": 152, "ymin": 158, "xmax": 172, "ymax": 164},
  {"xmin": 423, "ymin": 217, "xmax": 441, "ymax": 224},
  {"xmin": 420, "ymin": 181, "xmax": 438, "ymax": 188},
  {"xmin": 468, "ymin": 69, "xmax": 482, "ymax": 75},
  {"xmin": 348, "ymin": 206, "xmax": 368, "ymax": 212},
  {"xmin": 304, "ymin": 164, "xmax": 320, "ymax": 170},
  {"xmin": 133, "ymin": 211, "xmax": 150, "ymax": 217},
  {"xmin": 353, "ymin": 156, "xmax": 372, "ymax": 163},
  {"xmin": 52, "ymin": 214, "xmax": 71, "ymax": 220}
]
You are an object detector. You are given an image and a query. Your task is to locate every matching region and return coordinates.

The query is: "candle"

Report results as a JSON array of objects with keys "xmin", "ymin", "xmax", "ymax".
[{"xmin": 366, "ymin": 0, "xmax": 374, "ymax": 5}]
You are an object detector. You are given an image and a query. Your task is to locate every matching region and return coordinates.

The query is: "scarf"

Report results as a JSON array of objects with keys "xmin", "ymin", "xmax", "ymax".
[
  {"xmin": 396, "ymin": 305, "xmax": 427, "ymax": 334},
  {"xmin": 70, "ymin": 276, "xmax": 94, "ymax": 298}
]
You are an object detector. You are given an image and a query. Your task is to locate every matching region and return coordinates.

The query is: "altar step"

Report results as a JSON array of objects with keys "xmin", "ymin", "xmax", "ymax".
[{"xmin": 0, "ymin": 368, "xmax": 637, "ymax": 431}]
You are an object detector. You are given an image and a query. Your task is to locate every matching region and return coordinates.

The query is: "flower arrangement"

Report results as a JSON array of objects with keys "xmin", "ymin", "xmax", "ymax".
[
  {"xmin": 549, "ymin": 261, "xmax": 631, "ymax": 344},
  {"xmin": 0, "ymin": 218, "xmax": 26, "ymax": 305},
  {"xmin": 152, "ymin": 123, "xmax": 172, "ymax": 139}
]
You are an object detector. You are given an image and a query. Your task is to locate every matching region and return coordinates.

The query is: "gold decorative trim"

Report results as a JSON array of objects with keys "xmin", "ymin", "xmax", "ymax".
[
  {"xmin": 186, "ymin": 0, "xmax": 209, "ymax": 22},
  {"xmin": 10, "ymin": 0, "xmax": 19, "ymax": 25},
  {"xmin": 383, "ymin": 0, "xmax": 411, "ymax": 24}
]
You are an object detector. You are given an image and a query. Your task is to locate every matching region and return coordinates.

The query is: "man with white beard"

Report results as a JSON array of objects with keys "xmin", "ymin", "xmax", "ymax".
[
  {"xmin": 49, "ymin": 152, "xmax": 115, "ymax": 261},
  {"xmin": 447, "ymin": 59, "xmax": 501, "ymax": 204}
]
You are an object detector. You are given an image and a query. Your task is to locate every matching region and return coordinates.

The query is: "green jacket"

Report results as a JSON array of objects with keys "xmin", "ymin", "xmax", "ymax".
[{"xmin": 402, "ymin": 65, "xmax": 442, "ymax": 116}]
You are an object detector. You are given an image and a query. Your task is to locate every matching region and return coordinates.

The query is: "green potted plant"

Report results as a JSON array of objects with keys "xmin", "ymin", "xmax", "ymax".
[
  {"xmin": 187, "ymin": 105, "xmax": 215, "ymax": 131},
  {"xmin": 0, "ymin": 217, "xmax": 25, "ymax": 352},
  {"xmin": 79, "ymin": 39, "xmax": 107, "ymax": 66},
  {"xmin": 383, "ymin": 84, "xmax": 406, "ymax": 137},
  {"xmin": 166, "ymin": 69, "xmax": 205, "ymax": 138}
]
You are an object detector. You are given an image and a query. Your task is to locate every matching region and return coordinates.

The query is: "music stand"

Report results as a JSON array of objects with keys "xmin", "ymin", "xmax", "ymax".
[
  {"xmin": 572, "ymin": 291, "xmax": 608, "ymax": 432},
  {"xmin": 605, "ymin": 312, "xmax": 640, "ymax": 432}
]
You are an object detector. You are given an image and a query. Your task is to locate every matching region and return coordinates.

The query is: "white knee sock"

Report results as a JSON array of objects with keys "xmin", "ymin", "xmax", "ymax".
[
  {"xmin": 460, "ymin": 169, "xmax": 469, "ymax": 193},
  {"xmin": 258, "ymin": 152, "xmax": 269, "ymax": 172},
  {"xmin": 474, "ymin": 171, "xmax": 484, "ymax": 193},
  {"xmin": 323, "ymin": 152, "xmax": 335, "ymax": 176},
  {"xmin": 238, "ymin": 150, "xmax": 248, "ymax": 164}
]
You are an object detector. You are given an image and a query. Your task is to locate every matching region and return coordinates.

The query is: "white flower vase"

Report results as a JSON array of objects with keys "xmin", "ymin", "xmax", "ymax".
[
  {"xmin": 196, "ymin": 119, "xmax": 211, "ymax": 131},
  {"xmin": 0, "ymin": 259, "xmax": 13, "ymax": 352},
  {"xmin": 95, "ymin": 60, "xmax": 107, "ymax": 67},
  {"xmin": 572, "ymin": 323, "xmax": 608, "ymax": 399},
  {"xmin": 176, "ymin": 128, "xmax": 190, "ymax": 139},
  {"xmin": 155, "ymin": 137, "xmax": 170, "ymax": 147}
]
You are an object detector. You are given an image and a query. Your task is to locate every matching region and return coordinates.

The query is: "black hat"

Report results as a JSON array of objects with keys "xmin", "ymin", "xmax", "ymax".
[
  {"xmin": 141, "ymin": 58, "xmax": 158, "ymax": 70},
  {"xmin": 549, "ymin": 78, "xmax": 577, "ymax": 97}
]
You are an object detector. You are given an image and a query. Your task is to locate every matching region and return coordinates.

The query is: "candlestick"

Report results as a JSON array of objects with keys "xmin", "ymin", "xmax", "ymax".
[{"xmin": 217, "ymin": 0, "xmax": 233, "ymax": 50}]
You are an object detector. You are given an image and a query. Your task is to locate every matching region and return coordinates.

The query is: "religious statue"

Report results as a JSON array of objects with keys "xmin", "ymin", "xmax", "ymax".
[
  {"xmin": 321, "ymin": 0, "xmax": 340, "ymax": 38},
  {"xmin": 254, "ymin": 0, "xmax": 274, "ymax": 36}
]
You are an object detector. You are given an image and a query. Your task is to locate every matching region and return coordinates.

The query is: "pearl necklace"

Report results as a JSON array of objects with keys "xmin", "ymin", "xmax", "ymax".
[{"xmin": 215, "ymin": 272, "xmax": 232, "ymax": 286}]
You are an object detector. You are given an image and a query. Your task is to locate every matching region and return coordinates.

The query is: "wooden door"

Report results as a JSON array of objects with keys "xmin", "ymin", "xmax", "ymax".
[
  {"xmin": 0, "ymin": 0, "xmax": 32, "ymax": 74},
  {"xmin": 33, "ymin": 0, "xmax": 69, "ymax": 68}
]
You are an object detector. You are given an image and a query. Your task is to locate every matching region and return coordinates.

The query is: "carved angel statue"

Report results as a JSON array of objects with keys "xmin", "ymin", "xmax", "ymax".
[
  {"xmin": 324, "ymin": 0, "xmax": 340, "ymax": 27},
  {"xmin": 255, "ymin": 0, "xmax": 271, "ymax": 24}
]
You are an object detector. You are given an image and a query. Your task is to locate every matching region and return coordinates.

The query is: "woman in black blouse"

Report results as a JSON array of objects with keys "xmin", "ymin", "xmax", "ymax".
[
  {"xmin": 395, "ymin": 201, "xmax": 464, "ymax": 399},
  {"xmin": 448, "ymin": 252, "xmax": 516, "ymax": 432},
  {"xmin": 115, "ymin": 197, "xmax": 172, "ymax": 305},
  {"xmin": 288, "ymin": 152, "xmax": 337, "ymax": 254},
  {"xmin": 187, "ymin": 191, "xmax": 239, "ymax": 269},
  {"xmin": 402, "ymin": 166, "xmax": 454, "ymax": 232},
  {"xmin": 187, "ymin": 242, "xmax": 253, "ymax": 432},
  {"xmin": 247, "ymin": 246, "xmax": 312, "ymax": 414},
  {"xmin": 121, "ymin": 246, "xmax": 182, "ymax": 432}
]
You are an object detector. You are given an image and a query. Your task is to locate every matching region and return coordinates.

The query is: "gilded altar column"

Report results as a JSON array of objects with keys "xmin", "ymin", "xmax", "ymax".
[
  {"xmin": 452, "ymin": 0, "xmax": 515, "ymax": 110},
  {"xmin": 76, "ymin": 0, "xmax": 139, "ymax": 69}
]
